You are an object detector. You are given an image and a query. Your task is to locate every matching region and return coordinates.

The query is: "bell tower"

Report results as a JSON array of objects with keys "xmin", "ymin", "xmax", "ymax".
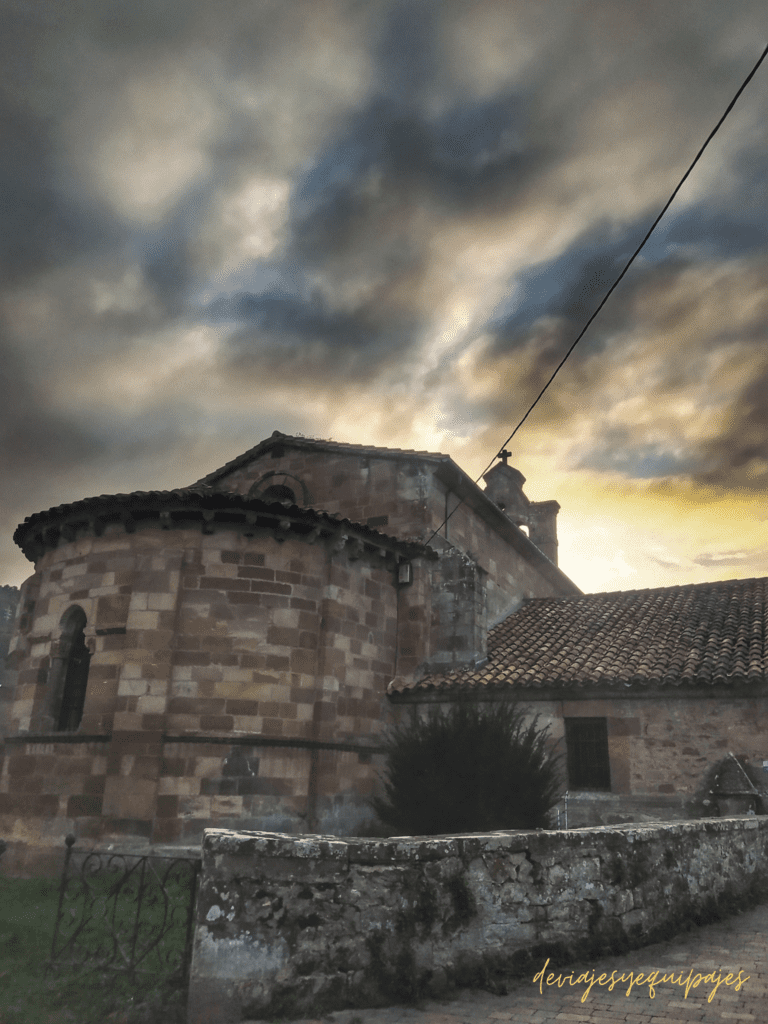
[{"xmin": 482, "ymin": 451, "xmax": 560, "ymax": 565}]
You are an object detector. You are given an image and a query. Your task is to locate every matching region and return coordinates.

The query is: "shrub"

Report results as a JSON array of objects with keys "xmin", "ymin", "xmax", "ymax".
[{"xmin": 371, "ymin": 701, "xmax": 562, "ymax": 835}]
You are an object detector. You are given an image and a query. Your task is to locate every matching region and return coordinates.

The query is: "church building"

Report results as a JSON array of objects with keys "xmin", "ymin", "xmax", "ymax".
[
  {"xmin": 0, "ymin": 432, "xmax": 577, "ymax": 874},
  {"xmin": 1, "ymin": 432, "xmax": 765, "ymax": 876}
]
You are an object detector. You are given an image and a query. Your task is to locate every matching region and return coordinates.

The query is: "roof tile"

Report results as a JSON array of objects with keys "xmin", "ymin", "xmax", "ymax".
[{"xmin": 391, "ymin": 577, "xmax": 768, "ymax": 695}]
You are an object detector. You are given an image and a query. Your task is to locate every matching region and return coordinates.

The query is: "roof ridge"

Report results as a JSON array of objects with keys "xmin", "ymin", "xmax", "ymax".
[
  {"xmin": 515, "ymin": 576, "xmax": 765, "ymax": 601},
  {"xmin": 192, "ymin": 430, "xmax": 449, "ymax": 486}
]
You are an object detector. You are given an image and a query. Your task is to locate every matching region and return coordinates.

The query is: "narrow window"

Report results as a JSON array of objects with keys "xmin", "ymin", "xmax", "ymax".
[
  {"xmin": 564, "ymin": 717, "xmax": 611, "ymax": 790},
  {"xmin": 260, "ymin": 484, "xmax": 296, "ymax": 504},
  {"xmin": 248, "ymin": 472, "xmax": 312, "ymax": 505},
  {"xmin": 56, "ymin": 607, "xmax": 91, "ymax": 732}
]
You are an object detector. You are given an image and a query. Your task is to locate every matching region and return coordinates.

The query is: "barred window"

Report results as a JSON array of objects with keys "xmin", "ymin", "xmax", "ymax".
[{"xmin": 565, "ymin": 717, "xmax": 611, "ymax": 790}]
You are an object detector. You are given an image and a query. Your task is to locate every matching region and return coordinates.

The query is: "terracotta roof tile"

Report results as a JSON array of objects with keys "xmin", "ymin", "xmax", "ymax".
[
  {"xmin": 14, "ymin": 489, "xmax": 435, "ymax": 563},
  {"xmin": 392, "ymin": 577, "xmax": 768, "ymax": 695}
]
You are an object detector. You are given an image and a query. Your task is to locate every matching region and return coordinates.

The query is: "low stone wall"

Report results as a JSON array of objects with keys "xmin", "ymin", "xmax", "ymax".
[{"xmin": 187, "ymin": 818, "xmax": 768, "ymax": 1024}]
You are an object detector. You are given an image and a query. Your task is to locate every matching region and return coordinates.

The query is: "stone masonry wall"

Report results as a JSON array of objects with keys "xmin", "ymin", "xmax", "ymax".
[
  {"xmin": 429, "ymin": 478, "xmax": 568, "ymax": 624},
  {"xmin": 0, "ymin": 519, "xmax": 408, "ymax": 875},
  {"xmin": 0, "ymin": 585, "xmax": 21, "ymax": 736},
  {"xmin": 188, "ymin": 817, "xmax": 768, "ymax": 1023},
  {"xmin": 520, "ymin": 694, "xmax": 768, "ymax": 827},
  {"xmin": 220, "ymin": 448, "xmax": 572, "ymax": 617},
  {"xmin": 216, "ymin": 446, "xmax": 573, "ymax": 671},
  {"xmin": 0, "ymin": 585, "xmax": 19, "ymax": 664},
  {"xmin": 213, "ymin": 450, "xmax": 433, "ymax": 542},
  {"xmin": 424, "ymin": 548, "xmax": 487, "ymax": 672}
]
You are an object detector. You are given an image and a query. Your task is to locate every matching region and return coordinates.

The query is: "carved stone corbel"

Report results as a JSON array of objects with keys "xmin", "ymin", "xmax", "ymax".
[
  {"xmin": 202, "ymin": 509, "xmax": 216, "ymax": 534},
  {"xmin": 347, "ymin": 538, "xmax": 364, "ymax": 561}
]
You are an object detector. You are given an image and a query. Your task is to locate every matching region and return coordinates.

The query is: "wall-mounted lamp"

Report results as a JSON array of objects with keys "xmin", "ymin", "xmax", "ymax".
[{"xmin": 397, "ymin": 561, "xmax": 412, "ymax": 585}]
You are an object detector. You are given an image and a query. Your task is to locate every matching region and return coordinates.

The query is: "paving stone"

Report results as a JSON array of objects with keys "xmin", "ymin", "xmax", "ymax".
[{"xmin": 274, "ymin": 901, "xmax": 768, "ymax": 1024}]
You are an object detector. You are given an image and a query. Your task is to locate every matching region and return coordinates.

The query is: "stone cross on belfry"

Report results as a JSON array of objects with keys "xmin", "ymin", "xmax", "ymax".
[{"xmin": 497, "ymin": 449, "xmax": 512, "ymax": 466}]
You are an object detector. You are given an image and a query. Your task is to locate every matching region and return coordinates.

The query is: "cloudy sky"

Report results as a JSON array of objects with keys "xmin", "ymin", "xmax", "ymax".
[{"xmin": 2, "ymin": 0, "xmax": 767, "ymax": 595}]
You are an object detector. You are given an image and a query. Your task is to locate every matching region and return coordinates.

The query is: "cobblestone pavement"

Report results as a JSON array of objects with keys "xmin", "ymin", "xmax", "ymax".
[{"xmin": 283, "ymin": 902, "xmax": 768, "ymax": 1024}]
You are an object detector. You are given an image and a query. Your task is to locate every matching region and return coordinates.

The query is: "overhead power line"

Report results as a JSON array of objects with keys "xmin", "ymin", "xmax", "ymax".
[{"xmin": 426, "ymin": 41, "xmax": 768, "ymax": 549}]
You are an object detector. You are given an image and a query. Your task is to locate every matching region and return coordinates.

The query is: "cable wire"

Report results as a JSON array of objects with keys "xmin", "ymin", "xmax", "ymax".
[{"xmin": 426, "ymin": 41, "xmax": 768, "ymax": 548}]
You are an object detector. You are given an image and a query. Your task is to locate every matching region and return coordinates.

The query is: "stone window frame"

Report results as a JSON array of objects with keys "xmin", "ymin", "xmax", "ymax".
[
  {"xmin": 564, "ymin": 717, "xmax": 611, "ymax": 791},
  {"xmin": 50, "ymin": 605, "xmax": 92, "ymax": 733},
  {"xmin": 248, "ymin": 471, "xmax": 313, "ymax": 506}
]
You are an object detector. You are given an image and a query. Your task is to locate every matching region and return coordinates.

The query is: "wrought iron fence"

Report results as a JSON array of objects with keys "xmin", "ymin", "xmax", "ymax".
[{"xmin": 48, "ymin": 834, "xmax": 200, "ymax": 1015}]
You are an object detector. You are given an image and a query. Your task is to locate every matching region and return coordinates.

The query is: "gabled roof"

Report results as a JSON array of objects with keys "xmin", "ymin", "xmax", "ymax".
[
  {"xmin": 390, "ymin": 577, "xmax": 768, "ymax": 696},
  {"xmin": 192, "ymin": 431, "xmax": 581, "ymax": 597},
  {"xmin": 194, "ymin": 430, "xmax": 450, "ymax": 487}
]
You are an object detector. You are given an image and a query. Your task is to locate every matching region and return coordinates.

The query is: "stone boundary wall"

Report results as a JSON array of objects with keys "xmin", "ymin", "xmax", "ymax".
[{"xmin": 187, "ymin": 817, "xmax": 768, "ymax": 1023}]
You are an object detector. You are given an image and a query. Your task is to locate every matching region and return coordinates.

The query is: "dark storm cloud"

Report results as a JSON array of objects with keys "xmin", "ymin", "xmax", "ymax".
[
  {"xmin": 431, "ymin": 91, "xmax": 542, "ymax": 207},
  {"xmin": 136, "ymin": 181, "xmax": 214, "ymax": 317},
  {"xmin": 485, "ymin": 219, "xmax": 649, "ymax": 353},
  {"xmin": 1, "ymin": 0, "xmax": 767, "ymax": 592},
  {"xmin": 0, "ymin": 3, "xmax": 214, "ymax": 556},
  {"xmin": 0, "ymin": 319, "xmax": 201, "ymax": 482},
  {"xmin": 0, "ymin": 1, "xmax": 195, "ymax": 322},
  {"xmin": 286, "ymin": 0, "xmax": 546, "ymax": 270},
  {"xmin": 469, "ymin": 178, "xmax": 768, "ymax": 483},
  {"xmin": 0, "ymin": 332, "xmax": 107, "ymax": 476},
  {"xmin": 644, "ymin": 131, "xmax": 768, "ymax": 262},
  {"xmin": 289, "ymin": 3, "xmax": 541, "ymax": 262},
  {"xmin": 208, "ymin": 276, "xmax": 420, "ymax": 383},
  {"xmin": 696, "ymin": 363, "xmax": 768, "ymax": 490},
  {"xmin": 569, "ymin": 274, "xmax": 768, "ymax": 489},
  {"xmin": 0, "ymin": 62, "xmax": 123, "ymax": 284},
  {"xmin": 209, "ymin": 3, "xmax": 547, "ymax": 379},
  {"xmin": 290, "ymin": 86, "xmax": 540, "ymax": 265},
  {"xmin": 576, "ymin": 427, "xmax": 701, "ymax": 480},
  {"xmin": 84, "ymin": 0, "xmax": 196, "ymax": 51},
  {"xmin": 372, "ymin": 0, "xmax": 438, "ymax": 104},
  {"xmin": 0, "ymin": 104, "xmax": 80, "ymax": 283},
  {"xmin": 208, "ymin": 287, "xmax": 369, "ymax": 346},
  {"xmin": 485, "ymin": 184, "xmax": 768, "ymax": 361}
]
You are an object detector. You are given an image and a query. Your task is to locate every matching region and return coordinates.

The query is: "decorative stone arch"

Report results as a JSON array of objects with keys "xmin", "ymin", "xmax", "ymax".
[
  {"xmin": 48, "ymin": 605, "xmax": 93, "ymax": 733},
  {"xmin": 248, "ymin": 471, "xmax": 313, "ymax": 506}
]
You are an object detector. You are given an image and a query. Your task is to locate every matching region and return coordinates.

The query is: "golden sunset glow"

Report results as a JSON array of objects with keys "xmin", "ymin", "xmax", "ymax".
[{"xmin": 2, "ymin": 1, "xmax": 767, "ymax": 595}]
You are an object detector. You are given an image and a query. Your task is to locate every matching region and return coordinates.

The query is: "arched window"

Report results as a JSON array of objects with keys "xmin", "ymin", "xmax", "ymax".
[
  {"xmin": 261, "ymin": 484, "xmax": 296, "ymax": 504},
  {"xmin": 247, "ymin": 472, "xmax": 312, "ymax": 506},
  {"xmin": 55, "ymin": 606, "xmax": 91, "ymax": 732}
]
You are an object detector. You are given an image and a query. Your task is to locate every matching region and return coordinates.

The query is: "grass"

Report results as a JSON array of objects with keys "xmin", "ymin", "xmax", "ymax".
[{"xmin": 0, "ymin": 864, "xmax": 195, "ymax": 1024}]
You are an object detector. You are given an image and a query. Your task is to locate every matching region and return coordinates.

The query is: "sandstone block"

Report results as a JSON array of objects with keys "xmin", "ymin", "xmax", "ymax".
[
  {"xmin": 101, "ymin": 776, "xmax": 157, "ymax": 820},
  {"xmin": 126, "ymin": 610, "xmax": 160, "ymax": 631}
]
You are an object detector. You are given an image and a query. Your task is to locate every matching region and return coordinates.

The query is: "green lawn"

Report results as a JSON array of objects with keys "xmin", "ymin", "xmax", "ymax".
[{"xmin": 0, "ymin": 866, "xmax": 194, "ymax": 1024}]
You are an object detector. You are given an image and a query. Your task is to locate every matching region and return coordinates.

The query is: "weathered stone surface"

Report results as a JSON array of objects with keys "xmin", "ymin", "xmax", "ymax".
[
  {"xmin": 4, "ymin": 435, "xmax": 765, "ymax": 878},
  {"xmin": 0, "ymin": 522, "xmax": 408, "ymax": 865},
  {"xmin": 187, "ymin": 816, "xmax": 768, "ymax": 1023}
]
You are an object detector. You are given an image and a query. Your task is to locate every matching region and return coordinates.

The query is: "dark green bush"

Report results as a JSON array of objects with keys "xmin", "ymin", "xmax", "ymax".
[{"xmin": 371, "ymin": 701, "xmax": 562, "ymax": 835}]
